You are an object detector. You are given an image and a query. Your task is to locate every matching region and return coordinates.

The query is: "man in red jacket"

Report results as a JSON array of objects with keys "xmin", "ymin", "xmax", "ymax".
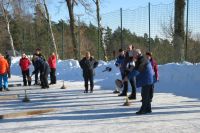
[
  {"xmin": 48, "ymin": 52, "xmax": 57, "ymax": 84},
  {"xmin": 19, "ymin": 53, "xmax": 31, "ymax": 86}
]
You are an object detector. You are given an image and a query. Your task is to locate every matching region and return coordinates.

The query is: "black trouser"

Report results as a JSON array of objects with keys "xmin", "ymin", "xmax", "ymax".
[
  {"xmin": 84, "ymin": 75, "xmax": 94, "ymax": 92},
  {"xmin": 8, "ymin": 70, "xmax": 11, "ymax": 78},
  {"xmin": 140, "ymin": 85, "xmax": 152, "ymax": 112},
  {"xmin": 50, "ymin": 68, "xmax": 56, "ymax": 84},
  {"xmin": 41, "ymin": 72, "xmax": 49, "ymax": 88},
  {"xmin": 22, "ymin": 69, "xmax": 31, "ymax": 86},
  {"xmin": 121, "ymin": 77, "xmax": 136, "ymax": 96},
  {"xmin": 150, "ymin": 84, "xmax": 154, "ymax": 100},
  {"xmin": 34, "ymin": 70, "xmax": 39, "ymax": 84},
  {"xmin": 129, "ymin": 77, "xmax": 136, "ymax": 97}
]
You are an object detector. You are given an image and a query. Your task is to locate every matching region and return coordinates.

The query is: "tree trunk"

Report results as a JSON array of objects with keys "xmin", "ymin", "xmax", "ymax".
[
  {"xmin": 0, "ymin": 2, "xmax": 16, "ymax": 57},
  {"xmin": 43, "ymin": 0, "xmax": 59, "ymax": 59},
  {"xmin": 174, "ymin": 0, "xmax": 185, "ymax": 62},
  {"xmin": 66, "ymin": 0, "xmax": 78, "ymax": 59},
  {"xmin": 96, "ymin": 0, "xmax": 107, "ymax": 61}
]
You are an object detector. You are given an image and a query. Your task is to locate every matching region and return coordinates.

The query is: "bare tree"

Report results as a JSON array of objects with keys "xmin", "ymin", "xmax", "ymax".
[
  {"xmin": 94, "ymin": 0, "xmax": 107, "ymax": 60},
  {"xmin": 161, "ymin": 17, "xmax": 174, "ymax": 42},
  {"xmin": 174, "ymin": 0, "xmax": 185, "ymax": 62},
  {"xmin": 65, "ymin": 0, "xmax": 93, "ymax": 59},
  {"xmin": 65, "ymin": 0, "xmax": 79, "ymax": 59},
  {"xmin": 42, "ymin": 0, "xmax": 59, "ymax": 59},
  {"xmin": 0, "ymin": 0, "xmax": 16, "ymax": 56}
]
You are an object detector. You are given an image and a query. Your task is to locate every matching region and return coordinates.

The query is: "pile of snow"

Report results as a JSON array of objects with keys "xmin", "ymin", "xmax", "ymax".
[{"xmin": 10, "ymin": 57, "xmax": 200, "ymax": 99}]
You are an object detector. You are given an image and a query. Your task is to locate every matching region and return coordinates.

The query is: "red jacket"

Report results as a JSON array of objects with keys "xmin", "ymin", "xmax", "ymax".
[
  {"xmin": 150, "ymin": 58, "xmax": 159, "ymax": 81},
  {"xmin": 19, "ymin": 57, "xmax": 31, "ymax": 71},
  {"xmin": 0, "ymin": 56, "xmax": 9, "ymax": 75},
  {"xmin": 48, "ymin": 55, "xmax": 56, "ymax": 68}
]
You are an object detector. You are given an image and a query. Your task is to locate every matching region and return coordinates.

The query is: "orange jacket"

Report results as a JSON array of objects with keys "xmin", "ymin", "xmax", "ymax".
[{"xmin": 0, "ymin": 56, "xmax": 9, "ymax": 75}]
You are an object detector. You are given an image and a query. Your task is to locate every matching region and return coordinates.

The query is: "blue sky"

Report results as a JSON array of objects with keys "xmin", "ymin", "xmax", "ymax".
[
  {"xmin": 46, "ymin": 0, "xmax": 200, "ymax": 38},
  {"xmin": 47, "ymin": 0, "xmax": 173, "ymax": 22}
]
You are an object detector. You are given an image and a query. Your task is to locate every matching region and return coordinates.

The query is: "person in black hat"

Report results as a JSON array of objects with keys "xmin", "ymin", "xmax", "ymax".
[
  {"xmin": 32, "ymin": 48, "xmax": 45, "ymax": 85},
  {"xmin": 4, "ymin": 52, "xmax": 11, "ymax": 78}
]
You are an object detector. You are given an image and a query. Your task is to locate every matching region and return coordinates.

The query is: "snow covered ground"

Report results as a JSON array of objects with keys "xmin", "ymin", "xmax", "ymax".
[{"xmin": 0, "ymin": 58, "xmax": 200, "ymax": 133}]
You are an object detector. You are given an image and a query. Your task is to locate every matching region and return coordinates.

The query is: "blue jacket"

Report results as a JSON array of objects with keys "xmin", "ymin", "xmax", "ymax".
[
  {"xmin": 115, "ymin": 55, "xmax": 125, "ymax": 74},
  {"xmin": 128, "ymin": 56, "xmax": 154, "ymax": 88}
]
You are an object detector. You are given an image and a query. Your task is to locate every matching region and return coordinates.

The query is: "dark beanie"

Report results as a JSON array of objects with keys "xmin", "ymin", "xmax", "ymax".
[{"xmin": 146, "ymin": 52, "xmax": 152, "ymax": 57}]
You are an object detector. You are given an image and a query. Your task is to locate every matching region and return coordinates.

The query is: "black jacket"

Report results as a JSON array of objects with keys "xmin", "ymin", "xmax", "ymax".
[
  {"xmin": 5, "ymin": 54, "xmax": 11, "ymax": 65},
  {"xmin": 32, "ymin": 58, "xmax": 50, "ymax": 75},
  {"xmin": 79, "ymin": 57, "xmax": 98, "ymax": 77},
  {"xmin": 32, "ymin": 53, "xmax": 45, "ymax": 66}
]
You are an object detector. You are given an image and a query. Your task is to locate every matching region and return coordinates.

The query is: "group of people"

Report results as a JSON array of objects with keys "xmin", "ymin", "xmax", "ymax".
[
  {"xmin": 0, "ymin": 48, "xmax": 57, "ymax": 91},
  {"xmin": 78, "ymin": 46, "xmax": 159, "ymax": 115},
  {"xmin": 20, "ymin": 48, "xmax": 57, "ymax": 89},
  {"xmin": 114, "ymin": 44, "xmax": 159, "ymax": 114},
  {"xmin": 1, "ymin": 46, "xmax": 158, "ymax": 115}
]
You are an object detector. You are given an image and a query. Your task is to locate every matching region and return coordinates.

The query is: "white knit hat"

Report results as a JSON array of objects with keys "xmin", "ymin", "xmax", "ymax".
[{"xmin": 135, "ymin": 49, "xmax": 142, "ymax": 55}]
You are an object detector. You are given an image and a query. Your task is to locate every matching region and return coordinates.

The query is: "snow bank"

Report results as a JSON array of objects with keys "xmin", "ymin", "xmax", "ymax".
[{"xmin": 10, "ymin": 57, "xmax": 200, "ymax": 99}]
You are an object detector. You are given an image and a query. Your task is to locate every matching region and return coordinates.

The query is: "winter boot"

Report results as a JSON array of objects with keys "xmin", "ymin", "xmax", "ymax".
[{"xmin": 128, "ymin": 93, "xmax": 136, "ymax": 100}]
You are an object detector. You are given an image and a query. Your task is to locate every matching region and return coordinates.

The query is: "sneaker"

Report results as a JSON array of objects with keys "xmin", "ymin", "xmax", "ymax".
[
  {"xmin": 118, "ymin": 93, "xmax": 127, "ymax": 96},
  {"xmin": 90, "ymin": 90, "xmax": 93, "ymax": 93},
  {"xmin": 84, "ymin": 90, "xmax": 88, "ymax": 93},
  {"xmin": 113, "ymin": 90, "xmax": 120, "ymax": 94}
]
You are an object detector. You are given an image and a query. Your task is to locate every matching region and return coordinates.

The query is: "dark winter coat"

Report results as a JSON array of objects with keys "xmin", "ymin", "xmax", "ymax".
[
  {"xmin": 115, "ymin": 55, "xmax": 125, "ymax": 75},
  {"xmin": 128, "ymin": 55, "xmax": 154, "ymax": 88},
  {"xmin": 79, "ymin": 57, "xmax": 98, "ymax": 78},
  {"xmin": 32, "ymin": 58, "xmax": 50, "ymax": 76},
  {"xmin": 5, "ymin": 54, "xmax": 11, "ymax": 65},
  {"xmin": 32, "ymin": 53, "xmax": 45, "ymax": 66}
]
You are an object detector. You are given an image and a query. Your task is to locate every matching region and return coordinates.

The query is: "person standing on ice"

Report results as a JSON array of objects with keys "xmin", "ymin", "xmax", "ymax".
[
  {"xmin": 32, "ymin": 55, "xmax": 50, "ymax": 89},
  {"xmin": 146, "ymin": 52, "xmax": 159, "ymax": 102},
  {"xmin": 118, "ymin": 45, "xmax": 137, "ymax": 100},
  {"xmin": 128, "ymin": 49, "xmax": 154, "ymax": 115},
  {"xmin": 48, "ymin": 52, "xmax": 57, "ymax": 85},
  {"xmin": 113, "ymin": 49, "xmax": 125, "ymax": 94},
  {"xmin": 0, "ymin": 53, "xmax": 9, "ymax": 91},
  {"xmin": 79, "ymin": 51, "xmax": 98, "ymax": 93},
  {"xmin": 19, "ymin": 53, "xmax": 32, "ymax": 86}
]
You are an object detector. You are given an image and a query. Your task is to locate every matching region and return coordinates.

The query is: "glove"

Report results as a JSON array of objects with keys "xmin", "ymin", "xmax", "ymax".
[{"xmin": 115, "ymin": 63, "xmax": 119, "ymax": 67}]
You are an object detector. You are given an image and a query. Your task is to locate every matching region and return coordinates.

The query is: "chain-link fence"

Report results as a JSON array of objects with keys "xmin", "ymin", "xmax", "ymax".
[{"xmin": 100, "ymin": 0, "xmax": 200, "ymax": 63}]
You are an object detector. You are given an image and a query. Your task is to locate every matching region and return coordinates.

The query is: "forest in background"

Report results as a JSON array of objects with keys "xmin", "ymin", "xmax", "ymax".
[{"xmin": 1, "ymin": 0, "xmax": 200, "ymax": 64}]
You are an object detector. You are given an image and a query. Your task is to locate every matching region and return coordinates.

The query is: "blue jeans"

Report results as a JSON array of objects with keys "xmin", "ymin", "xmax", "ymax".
[{"xmin": 0, "ymin": 74, "xmax": 8, "ymax": 89}]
